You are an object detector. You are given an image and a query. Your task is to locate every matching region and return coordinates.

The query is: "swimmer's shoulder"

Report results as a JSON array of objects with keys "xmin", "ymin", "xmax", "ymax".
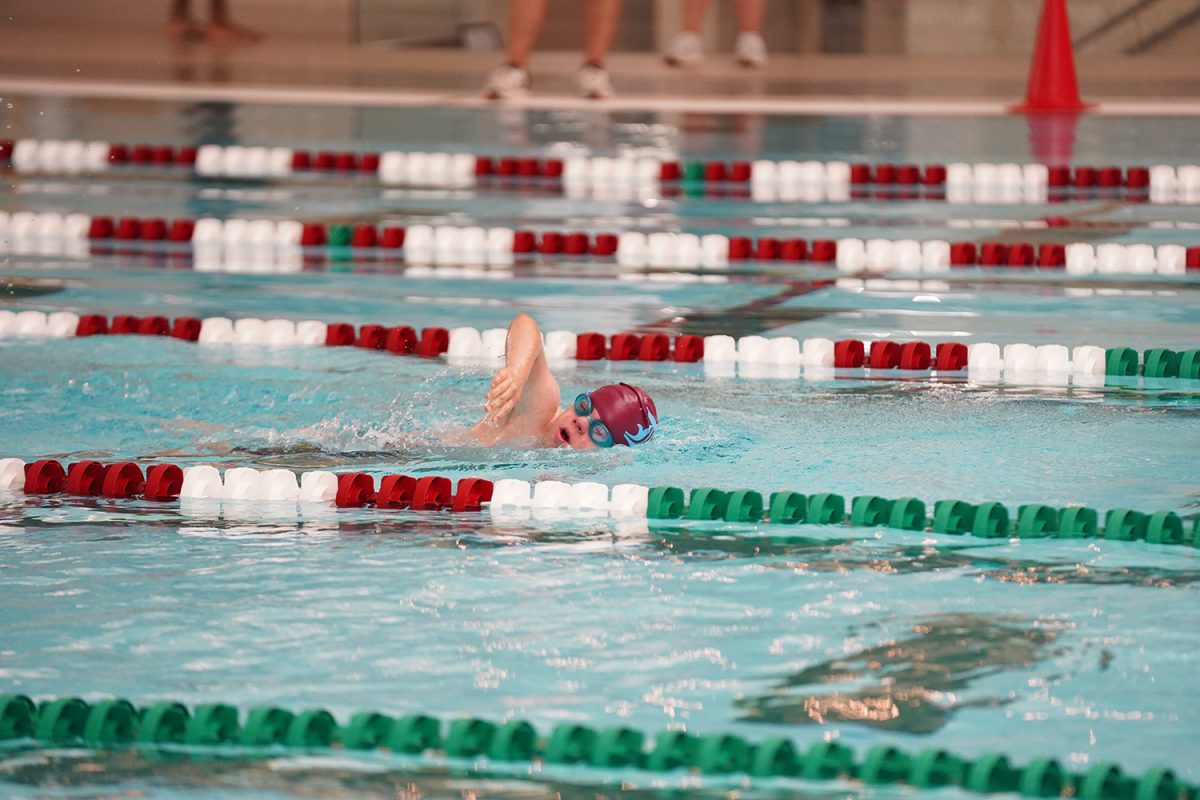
[{"xmin": 461, "ymin": 414, "xmax": 549, "ymax": 448}]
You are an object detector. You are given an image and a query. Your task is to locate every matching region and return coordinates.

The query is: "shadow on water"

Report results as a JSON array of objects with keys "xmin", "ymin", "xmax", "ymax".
[
  {"xmin": 0, "ymin": 747, "xmax": 853, "ymax": 800},
  {"xmin": 649, "ymin": 530, "xmax": 1200, "ymax": 589},
  {"xmin": 735, "ymin": 613, "xmax": 1064, "ymax": 734},
  {"xmin": 0, "ymin": 278, "xmax": 67, "ymax": 299}
]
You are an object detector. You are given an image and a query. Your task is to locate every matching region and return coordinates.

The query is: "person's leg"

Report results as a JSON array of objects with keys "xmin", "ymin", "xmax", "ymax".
[
  {"xmin": 733, "ymin": 0, "xmax": 765, "ymax": 33},
  {"xmin": 205, "ymin": 0, "xmax": 264, "ymax": 44},
  {"xmin": 664, "ymin": 0, "xmax": 705, "ymax": 67},
  {"xmin": 506, "ymin": 0, "xmax": 549, "ymax": 68},
  {"xmin": 733, "ymin": 0, "xmax": 767, "ymax": 67},
  {"xmin": 209, "ymin": 0, "xmax": 229, "ymax": 24},
  {"xmin": 575, "ymin": 0, "xmax": 620, "ymax": 98},
  {"xmin": 582, "ymin": 0, "xmax": 621, "ymax": 67},
  {"xmin": 167, "ymin": 0, "xmax": 198, "ymax": 40},
  {"xmin": 682, "ymin": 0, "xmax": 710, "ymax": 33},
  {"xmin": 483, "ymin": 0, "xmax": 546, "ymax": 98}
]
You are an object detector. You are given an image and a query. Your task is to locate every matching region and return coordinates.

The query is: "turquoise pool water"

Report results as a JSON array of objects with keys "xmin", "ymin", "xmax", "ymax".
[{"xmin": 0, "ymin": 98, "xmax": 1198, "ymax": 798}]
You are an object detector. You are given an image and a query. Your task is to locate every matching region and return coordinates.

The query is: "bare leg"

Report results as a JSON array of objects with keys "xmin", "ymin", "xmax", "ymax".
[
  {"xmin": 506, "ymin": 0, "xmax": 549, "ymax": 68},
  {"xmin": 582, "ymin": 0, "xmax": 621, "ymax": 66},
  {"xmin": 733, "ymin": 0, "xmax": 766, "ymax": 33},
  {"xmin": 483, "ymin": 0, "xmax": 546, "ymax": 98},
  {"xmin": 732, "ymin": 0, "xmax": 767, "ymax": 66},
  {"xmin": 682, "ymin": 0, "xmax": 710, "ymax": 33},
  {"xmin": 664, "ymin": 0, "xmax": 704, "ymax": 66},
  {"xmin": 205, "ymin": 0, "xmax": 264, "ymax": 44},
  {"xmin": 167, "ymin": 0, "xmax": 201, "ymax": 40},
  {"xmin": 210, "ymin": 0, "xmax": 230, "ymax": 24}
]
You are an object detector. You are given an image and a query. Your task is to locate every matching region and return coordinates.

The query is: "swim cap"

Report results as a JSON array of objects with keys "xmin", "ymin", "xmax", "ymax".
[{"xmin": 589, "ymin": 383, "xmax": 658, "ymax": 447}]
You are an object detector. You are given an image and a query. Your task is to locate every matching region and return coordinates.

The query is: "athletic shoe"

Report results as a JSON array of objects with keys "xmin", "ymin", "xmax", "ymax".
[
  {"xmin": 663, "ymin": 31, "xmax": 704, "ymax": 67},
  {"xmin": 483, "ymin": 64, "xmax": 530, "ymax": 100},
  {"xmin": 574, "ymin": 64, "xmax": 614, "ymax": 99},
  {"xmin": 734, "ymin": 32, "xmax": 768, "ymax": 68}
]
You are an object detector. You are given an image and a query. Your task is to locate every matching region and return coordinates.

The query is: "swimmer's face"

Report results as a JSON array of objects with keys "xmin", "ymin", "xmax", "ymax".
[{"xmin": 545, "ymin": 407, "xmax": 599, "ymax": 450}]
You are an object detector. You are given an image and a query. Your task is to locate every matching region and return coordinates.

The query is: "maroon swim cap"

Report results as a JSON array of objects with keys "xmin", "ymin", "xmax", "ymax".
[{"xmin": 589, "ymin": 383, "xmax": 658, "ymax": 447}]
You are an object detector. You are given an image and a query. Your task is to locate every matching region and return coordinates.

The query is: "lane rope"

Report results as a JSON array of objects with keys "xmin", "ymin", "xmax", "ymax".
[
  {"xmin": 5, "ymin": 210, "xmax": 1200, "ymax": 277},
  {"xmin": 4, "ymin": 137, "xmax": 1199, "ymax": 204},
  {"xmin": 1, "ymin": 459, "xmax": 1197, "ymax": 549},
  {"xmin": 0, "ymin": 693, "xmax": 1190, "ymax": 798},
  {"xmin": 1, "ymin": 311, "xmax": 1197, "ymax": 384}
]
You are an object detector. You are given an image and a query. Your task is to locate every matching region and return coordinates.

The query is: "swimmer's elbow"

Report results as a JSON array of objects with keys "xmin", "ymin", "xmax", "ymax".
[
  {"xmin": 511, "ymin": 312, "xmax": 539, "ymax": 334},
  {"xmin": 507, "ymin": 313, "xmax": 545, "ymax": 359}
]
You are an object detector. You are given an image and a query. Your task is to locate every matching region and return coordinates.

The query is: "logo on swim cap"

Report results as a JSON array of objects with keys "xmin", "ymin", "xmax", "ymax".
[{"xmin": 589, "ymin": 383, "xmax": 658, "ymax": 447}]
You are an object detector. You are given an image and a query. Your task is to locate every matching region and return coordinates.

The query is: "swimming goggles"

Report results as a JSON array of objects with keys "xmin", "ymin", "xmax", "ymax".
[{"xmin": 573, "ymin": 393, "xmax": 614, "ymax": 448}]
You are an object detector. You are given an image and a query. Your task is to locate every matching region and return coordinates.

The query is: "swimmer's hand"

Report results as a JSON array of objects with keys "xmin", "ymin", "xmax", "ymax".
[{"xmin": 485, "ymin": 365, "xmax": 523, "ymax": 423}]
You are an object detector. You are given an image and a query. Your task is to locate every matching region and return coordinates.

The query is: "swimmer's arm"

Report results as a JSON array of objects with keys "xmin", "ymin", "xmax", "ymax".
[{"xmin": 485, "ymin": 313, "xmax": 559, "ymax": 422}]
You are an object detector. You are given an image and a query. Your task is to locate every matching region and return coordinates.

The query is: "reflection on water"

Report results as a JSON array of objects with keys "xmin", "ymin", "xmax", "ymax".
[
  {"xmin": 5, "ymin": 499, "xmax": 1198, "ymax": 589},
  {"xmin": 736, "ymin": 613, "xmax": 1061, "ymax": 733},
  {"xmin": 0, "ymin": 747, "xmax": 857, "ymax": 800},
  {"xmin": 653, "ymin": 530, "xmax": 1200, "ymax": 588}
]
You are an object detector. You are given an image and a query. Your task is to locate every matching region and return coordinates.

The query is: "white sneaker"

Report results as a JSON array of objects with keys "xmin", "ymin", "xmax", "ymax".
[
  {"xmin": 574, "ymin": 64, "xmax": 614, "ymax": 99},
  {"xmin": 734, "ymin": 32, "xmax": 767, "ymax": 68},
  {"xmin": 483, "ymin": 64, "xmax": 530, "ymax": 100},
  {"xmin": 664, "ymin": 31, "xmax": 703, "ymax": 67}
]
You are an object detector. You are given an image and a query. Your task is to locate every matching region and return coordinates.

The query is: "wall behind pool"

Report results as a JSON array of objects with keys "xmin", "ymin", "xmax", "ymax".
[{"xmin": 7, "ymin": 0, "xmax": 1199, "ymax": 56}]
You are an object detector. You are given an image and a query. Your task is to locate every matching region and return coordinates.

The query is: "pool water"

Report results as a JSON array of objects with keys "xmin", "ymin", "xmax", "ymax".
[{"xmin": 0, "ymin": 98, "xmax": 1198, "ymax": 798}]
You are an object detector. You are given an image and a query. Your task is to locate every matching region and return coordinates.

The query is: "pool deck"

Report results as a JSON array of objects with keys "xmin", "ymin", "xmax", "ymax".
[{"xmin": 1, "ymin": 25, "xmax": 1199, "ymax": 114}]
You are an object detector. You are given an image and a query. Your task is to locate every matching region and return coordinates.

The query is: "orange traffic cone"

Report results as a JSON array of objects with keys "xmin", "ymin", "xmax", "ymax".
[{"xmin": 1013, "ymin": 0, "xmax": 1093, "ymax": 113}]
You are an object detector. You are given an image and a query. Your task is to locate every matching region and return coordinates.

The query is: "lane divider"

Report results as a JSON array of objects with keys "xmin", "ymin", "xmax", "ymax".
[
  {"xmin": 0, "ymin": 460, "xmax": 654, "ymax": 527},
  {"xmin": 6, "ymin": 137, "xmax": 1199, "ymax": 205},
  {"xmin": 0, "ymin": 312, "xmax": 1197, "ymax": 382},
  {"xmin": 694, "ymin": 338, "xmax": 1199, "ymax": 385},
  {"xmin": 5, "ymin": 210, "xmax": 1200, "ymax": 276},
  {"xmin": 0, "ymin": 694, "xmax": 1189, "ymax": 798},
  {"xmin": 0, "ymin": 459, "xmax": 647, "ymax": 517},
  {"xmin": 645, "ymin": 486, "xmax": 1198, "ymax": 547},
  {"xmin": 1, "ymin": 459, "xmax": 1196, "ymax": 549},
  {"xmin": 0, "ymin": 458, "xmax": 498, "ymax": 511}
]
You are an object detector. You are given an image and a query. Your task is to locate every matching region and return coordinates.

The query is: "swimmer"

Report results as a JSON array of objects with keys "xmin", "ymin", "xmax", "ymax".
[{"xmin": 470, "ymin": 314, "xmax": 658, "ymax": 449}]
